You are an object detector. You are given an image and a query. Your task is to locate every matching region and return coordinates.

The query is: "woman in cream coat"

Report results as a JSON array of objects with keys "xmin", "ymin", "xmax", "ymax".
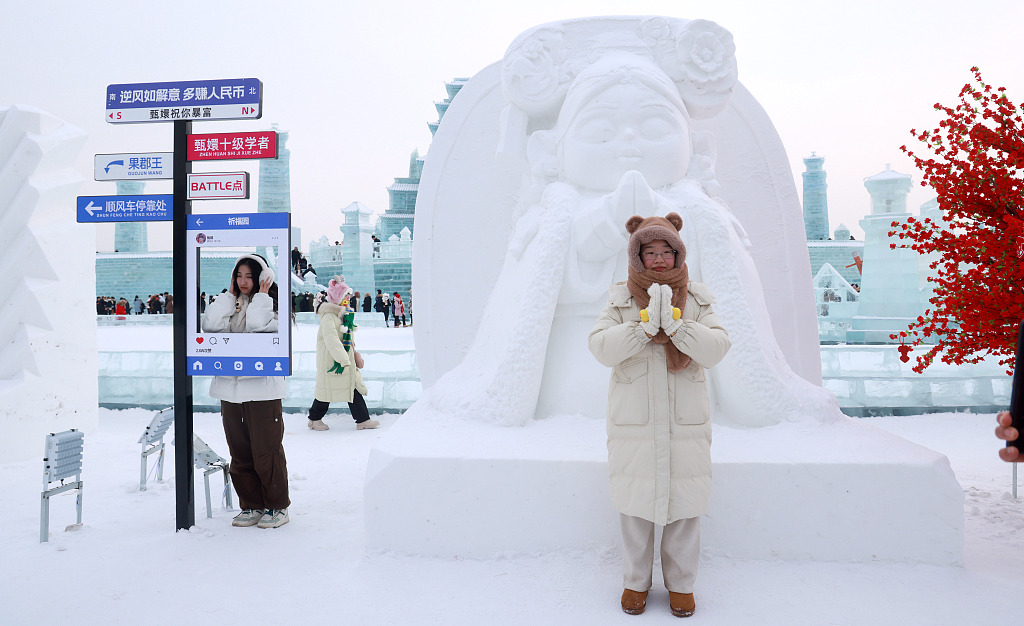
[
  {"xmin": 306, "ymin": 277, "xmax": 377, "ymax": 431},
  {"xmin": 589, "ymin": 213, "xmax": 730, "ymax": 618}
]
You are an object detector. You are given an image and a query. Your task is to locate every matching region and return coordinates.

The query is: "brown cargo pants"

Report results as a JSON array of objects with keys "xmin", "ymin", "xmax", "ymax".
[{"xmin": 221, "ymin": 399, "xmax": 290, "ymax": 511}]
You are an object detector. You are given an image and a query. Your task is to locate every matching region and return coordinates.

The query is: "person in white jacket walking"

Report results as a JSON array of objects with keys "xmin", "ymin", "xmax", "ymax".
[
  {"xmin": 589, "ymin": 213, "xmax": 730, "ymax": 618},
  {"xmin": 202, "ymin": 253, "xmax": 291, "ymax": 529},
  {"xmin": 306, "ymin": 276, "xmax": 379, "ymax": 431}
]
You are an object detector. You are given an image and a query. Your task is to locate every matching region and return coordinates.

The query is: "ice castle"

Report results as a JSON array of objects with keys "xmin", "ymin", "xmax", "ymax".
[{"xmin": 369, "ymin": 78, "xmax": 467, "ymax": 306}]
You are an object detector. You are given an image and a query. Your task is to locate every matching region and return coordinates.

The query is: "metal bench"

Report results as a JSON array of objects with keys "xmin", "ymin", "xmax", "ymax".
[
  {"xmin": 40, "ymin": 430, "xmax": 84, "ymax": 542},
  {"xmin": 137, "ymin": 407, "xmax": 174, "ymax": 491},
  {"xmin": 173, "ymin": 434, "xmax": 234, "ymax": 519}
]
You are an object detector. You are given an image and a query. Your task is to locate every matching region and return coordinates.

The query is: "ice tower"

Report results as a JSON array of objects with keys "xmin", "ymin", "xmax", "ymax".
[
  {"xmin": 258, "ymin": 124, "xmax": 290, "ymax": 214},
  {"xmin": 113, "ymin": 181, "xmax": 147, "ymax": 252},
  {"xmin": 96, "ymin": 180, "xmax": 173, "ymax": 298},
  {"xmin": 848, "ymin": 164, "xmax": 925, "ymax": 343},
  {"xmin": 340, "ymin": 201, "xmax": 376, "ymax": 294},
  {"xmin": 802, "ymin": 152, "xmax": 829, "ymax": 241},
  {"xmin": 375, "ymin": 78, "xmax": 466, "ymax": 242},
  {"xmin": 428, "ymin": 78, "xmax": 468, "ymax": 137},
  {"xmin": 377, "ymin": 150, "xmax": 422, "ymax": 241},
  {"xmin": 804, "ymin": 156, "xmax": 863, "ymax": 290}
]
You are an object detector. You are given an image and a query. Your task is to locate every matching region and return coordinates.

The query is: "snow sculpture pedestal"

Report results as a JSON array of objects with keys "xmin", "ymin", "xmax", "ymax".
[{"xmin": 365, "ymin": 413, "xmax": 963, "ymax": 564}]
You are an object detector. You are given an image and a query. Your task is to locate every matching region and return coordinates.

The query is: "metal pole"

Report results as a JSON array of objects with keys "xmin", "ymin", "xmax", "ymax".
[{"xmin": 173, "ymin": 119, "xmax": 195, "ymax": 530}]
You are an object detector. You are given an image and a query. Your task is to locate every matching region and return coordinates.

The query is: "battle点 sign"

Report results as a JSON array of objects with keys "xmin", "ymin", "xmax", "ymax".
[{"xmin": 187, "ymin": 172, "xmax": 249, "ymax": 200}]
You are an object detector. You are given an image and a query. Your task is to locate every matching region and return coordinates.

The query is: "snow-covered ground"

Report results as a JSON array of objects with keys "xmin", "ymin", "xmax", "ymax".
[{"xmin": 3, "ymin": 408, "xmax": 1021, "ymax": 624}]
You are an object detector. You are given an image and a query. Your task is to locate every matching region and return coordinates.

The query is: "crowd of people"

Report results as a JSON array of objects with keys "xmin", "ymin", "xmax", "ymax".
[
  {"xmin": 290, "ymin": 287, "xmax": 410, "ymax": 327},
  {"xmin": 96, "ymin": 287, "xmax": 410, "ymax": 324},
  {"xmin": 372, "ymin": 289, "xmax": 409, "ymax": 327},
  {"xmin": 96, "ymin": 293, "xmax": 173, "ymax": 315},
  {"xmin": 291, "ymin": 246, "xmax": 317, "ymax": 281}
]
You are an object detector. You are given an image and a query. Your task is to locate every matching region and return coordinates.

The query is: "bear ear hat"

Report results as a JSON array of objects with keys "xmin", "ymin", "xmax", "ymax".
[
  {"xmin": 665, "ymin": 212, "xmax": 683, "ymax": 231},
  {"xmin": 625, "ymin": 215, "xmax": 644, "ymax": 234}
]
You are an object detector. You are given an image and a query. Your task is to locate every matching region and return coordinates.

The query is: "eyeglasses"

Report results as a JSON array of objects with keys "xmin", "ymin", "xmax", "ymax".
[{"xmin": 642, "ymin": 250, "xmax": 677, "ymax": 260}]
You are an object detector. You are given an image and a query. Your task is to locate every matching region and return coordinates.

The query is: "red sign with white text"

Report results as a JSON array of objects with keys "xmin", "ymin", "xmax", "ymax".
[{"xmin": 187, "ymin": 131, "xmax": 277, "ymax": 161}]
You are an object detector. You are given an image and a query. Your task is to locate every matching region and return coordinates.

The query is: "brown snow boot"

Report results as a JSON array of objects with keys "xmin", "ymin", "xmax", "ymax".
[
  {"xmin": 621, "ymin": 588, "xmax": 648, "ymax": 615},
  {"xmin": 669, "ymin": 592, "xmax": 695, "ymax": 617}
]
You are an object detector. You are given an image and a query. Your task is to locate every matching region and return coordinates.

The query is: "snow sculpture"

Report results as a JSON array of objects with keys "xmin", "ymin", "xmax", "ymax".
[
  {"xmin": 418, "ymin": 17, "xmax": 838, "ymax": 427},
  {"xmin": 368, "ymin": 17, "xmax": 963, "ymax": 564},
  {"xmin": 0, "ymin": 105, "xmax": 94, "ymax": 462}
]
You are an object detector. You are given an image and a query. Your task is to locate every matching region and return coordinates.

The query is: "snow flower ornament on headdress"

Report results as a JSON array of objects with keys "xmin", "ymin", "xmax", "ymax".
[
  {"xmin": 501, "ymin": 28, "xmax": 571, "ymax": 122},
  {"xmin": 673, "ymin": 19, "xmax": 738, "ymax": 118}
]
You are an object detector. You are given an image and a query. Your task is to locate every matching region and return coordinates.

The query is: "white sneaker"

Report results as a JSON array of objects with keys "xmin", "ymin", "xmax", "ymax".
[
  {"xmin": 257, "ymin": 508, "xmax": 290, "ymax": 529},
  {"xmin": 356, "ymin": 419, "xmax": 380, "ymax": 430},
  {"xmin": 232, "ymin": 509, "xmax": 265, "ymax": 527},
  {"xmin": 308, "ymin": 419, "xmax": 329, "ymax": 431}
]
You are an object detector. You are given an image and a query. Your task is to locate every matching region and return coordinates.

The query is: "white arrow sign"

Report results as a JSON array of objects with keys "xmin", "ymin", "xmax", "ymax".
[{"xmin": 83, "ymin": 201, "xmax": 98, "ymax": 217}]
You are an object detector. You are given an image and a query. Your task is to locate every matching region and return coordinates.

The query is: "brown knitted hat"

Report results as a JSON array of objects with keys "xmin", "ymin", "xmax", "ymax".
[{"xmin": 625, "ymin": 212, "xmax": 686, "ymax": 272}]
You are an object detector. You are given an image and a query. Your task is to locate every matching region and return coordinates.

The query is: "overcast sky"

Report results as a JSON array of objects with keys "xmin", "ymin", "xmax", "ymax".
[{"xmin": 4, "ymin": 0, "xmax": 1021, "ymax": 251}]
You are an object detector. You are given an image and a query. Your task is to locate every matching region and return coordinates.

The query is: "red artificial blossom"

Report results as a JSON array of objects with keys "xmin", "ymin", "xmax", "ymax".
[{"xmin": 890, "ymin": 67, "xmax": 1024, "ymax": 374}]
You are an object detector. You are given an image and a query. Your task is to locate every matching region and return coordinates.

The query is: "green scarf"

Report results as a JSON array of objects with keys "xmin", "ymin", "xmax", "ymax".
[{"xmin": 328, "ymin": 309, "xmax": 357, "ymax": 374}]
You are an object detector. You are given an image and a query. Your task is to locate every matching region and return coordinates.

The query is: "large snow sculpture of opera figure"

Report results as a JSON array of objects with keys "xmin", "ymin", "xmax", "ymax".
[{"xmin": 415, "ymin": 17, "xmax": 840, "ymax": 427}]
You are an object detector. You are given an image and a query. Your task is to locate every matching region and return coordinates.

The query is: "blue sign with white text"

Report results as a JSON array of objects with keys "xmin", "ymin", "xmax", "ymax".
[
  {"xmin": 105, "ymin": 78, "xmax": 262, "ymax": 123},
  {"xmin": 187, "ymin": 212, "xmax": 290, "ymax": 231},
  {"xmin": 189, "ymin": 357, "xmax": 290, "ymax": 377},
  {"xmin": 77, "ymin": 194, "xmax": 173, "ymax": 222}
]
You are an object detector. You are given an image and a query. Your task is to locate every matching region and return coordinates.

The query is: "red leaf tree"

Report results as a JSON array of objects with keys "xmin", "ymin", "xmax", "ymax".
[{"xmin": 890, "ymin": 67, "xmax": 1024, "ymax": 374}]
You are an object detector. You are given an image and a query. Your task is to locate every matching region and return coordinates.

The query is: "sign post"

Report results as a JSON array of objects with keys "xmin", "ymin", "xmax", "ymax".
[
  {"xmin": 173, "ymin": 119, "xmax": 195, "ymax": 530},
  {"xmin": 96, "ymin": 77, "xmax": 270, "ymax": 532}
]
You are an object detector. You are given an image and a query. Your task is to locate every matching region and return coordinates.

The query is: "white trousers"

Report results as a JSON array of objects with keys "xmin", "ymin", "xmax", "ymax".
[{"xmin": 620, "ymin": 514, "xmax": 701, "ymax": 593}]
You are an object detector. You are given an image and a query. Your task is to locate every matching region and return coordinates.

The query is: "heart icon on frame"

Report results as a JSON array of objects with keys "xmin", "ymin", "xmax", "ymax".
[{"xmin": 196, "ymin": 337, "xmax": 204, "ymax": 344}]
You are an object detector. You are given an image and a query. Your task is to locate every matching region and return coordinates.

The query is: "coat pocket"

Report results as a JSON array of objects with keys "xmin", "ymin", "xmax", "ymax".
[
  {"xmin": 609, "ymin": 358, "xmax": 650, "ymax": 425},
  {"xmin": 672, "ymin": 367, "xmax": 710, "ymax": 425}
]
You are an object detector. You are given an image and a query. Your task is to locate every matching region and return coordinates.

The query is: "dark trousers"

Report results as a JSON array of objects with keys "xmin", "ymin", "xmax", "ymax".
[
  {"xmin": 221, "ymin": 399, "xmax": 290, "ymax": 511},
  {"xmin": 307, "ymin": 390, "xmax": 370, "ymax": 424},
  {"xmin": 382, "ymin": 308, "xmax": 390, "ymax": 326},
  {"xmin": 394, "ymin": 314, "xmax": 406, "ymax": 326}
]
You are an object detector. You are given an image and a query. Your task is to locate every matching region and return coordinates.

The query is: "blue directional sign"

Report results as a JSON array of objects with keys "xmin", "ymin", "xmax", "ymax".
[
  {"xmin": 77, "ymin": 194, "xmax": 173, "ymax": 222},
  {"xmin": 105, "ymin": 78, "xmax": 262, "ymax": 124}
]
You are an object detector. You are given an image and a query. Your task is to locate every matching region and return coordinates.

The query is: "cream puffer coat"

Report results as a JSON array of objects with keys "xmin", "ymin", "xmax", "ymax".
[
  {"xmin": 202, "ymin": 291, "xmax": 286, "ymax": 403},
  {"xmin": 588, "ymin": 281, "xmax": 730, "ymax": 526},
  {"xmin": 314, "ymin": 302, "xmax": 368, "ymax": 403}
]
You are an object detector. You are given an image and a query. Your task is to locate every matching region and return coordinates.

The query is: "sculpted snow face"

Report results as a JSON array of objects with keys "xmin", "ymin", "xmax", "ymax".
[{"xmin": 559, "ymin": 83, "xmax": 692, "ymax": 192}]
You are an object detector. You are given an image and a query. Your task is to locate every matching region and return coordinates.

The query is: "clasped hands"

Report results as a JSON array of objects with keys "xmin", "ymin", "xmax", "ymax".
[{"xmin": 639, "ymin": 283, "xmax": 684, "ymax": 338}]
